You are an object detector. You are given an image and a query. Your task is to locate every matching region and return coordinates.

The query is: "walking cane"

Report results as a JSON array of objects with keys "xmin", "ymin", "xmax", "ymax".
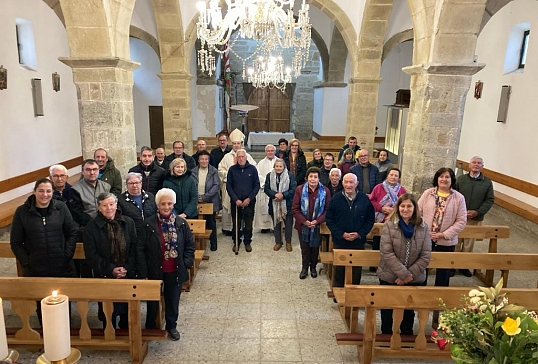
[{"xmin": 234, "ymin": 204, "xmax": 239, "ymax": 255}]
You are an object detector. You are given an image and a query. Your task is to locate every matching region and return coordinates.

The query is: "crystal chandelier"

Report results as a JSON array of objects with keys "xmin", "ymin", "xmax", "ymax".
[
  {"xmin": 196, "ymin": 0, "xmax": 311, "ymax": 76},
  {"xmin": 247, "ymin": 54, "xmax": 292, "ymax": 92}
]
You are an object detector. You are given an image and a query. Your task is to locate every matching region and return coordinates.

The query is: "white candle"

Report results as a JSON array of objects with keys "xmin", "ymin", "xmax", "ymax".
[
  {"xmin": 0, "ymin": 298, "xmax": 8, "ymax": 359},
  {"xmin": 41, "ymin": 291, "xmax": 71, "ymax": 361}
]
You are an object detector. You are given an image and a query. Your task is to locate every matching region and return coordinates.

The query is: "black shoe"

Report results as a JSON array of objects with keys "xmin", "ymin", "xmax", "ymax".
[
  {"xmin": 459, "ymin": 269, "xmax": 472, "ymax": 277},
  {"xmin": 449, "ymin": 269, "xmax": 456, "ymax": 277},
  {"xmin": 369, "ymin": 266, "xmax": 376, "ymax": 273},
  {"xmin": 167, "ymin": 329, "xmax": 180, "ymax": 341},
  {"xmin": 245, "ymin": 244, "xmax": 252, "ymax": 252},
  {"xmin": 299, "ymin": 269, "xmax": 308, "ymax": 279},
  {"xmin": 210, "ymin": 244, "xmax": 217, "ymax": 251},
  {"xmin": 311, "ymin": 270, "xmax": 318, "ymax": 278},
  {"xmin": 223, "ymin": 230, "xmax": 232, "ymax": 236},
  {"xmin": 261, "ymin": 229, "xmax": 270, "ymax": 233}
]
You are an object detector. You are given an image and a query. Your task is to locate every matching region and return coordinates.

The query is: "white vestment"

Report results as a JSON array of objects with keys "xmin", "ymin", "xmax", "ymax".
[
  {"xmin": 218, "ymin": 150, "xmax": 257, "ymax": 231},
  {"xmin": 253, "ymin": 157, "xmax": 276, "ymax": 230}
]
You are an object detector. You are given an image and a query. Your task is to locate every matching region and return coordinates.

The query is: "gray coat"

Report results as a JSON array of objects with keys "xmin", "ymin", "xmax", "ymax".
[
  {"xmin": 191, "ymin": 165, "xmax": 222, "ymax": 212},
  {"xmin": 377, "ymin": 219, "xmax": 431, "ymax": 284}
]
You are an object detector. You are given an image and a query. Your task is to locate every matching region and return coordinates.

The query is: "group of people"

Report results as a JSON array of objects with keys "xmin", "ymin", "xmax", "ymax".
[{"xmin": 9, "ymin": 128, "xmax": 495, "ymax": 339}]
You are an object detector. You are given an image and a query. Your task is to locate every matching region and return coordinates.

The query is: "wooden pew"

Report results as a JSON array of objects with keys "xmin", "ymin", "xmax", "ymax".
[
  {"xmin": 337, "ymin": 285, "xmax": 538, "ymax": 364},
  {"xmin": 0, "ymin": 277, "xmax": 164, "ymax": 364},
  {"xmin": 320, "ymin": 223, "xmax": 510, "ymax": 288},
  {"xmin": 185, "ymin": 219, "xmax": 207, "ymax": 291},
  {"xmin": 196, "ymin": 203, "xmax": 214, "ymax": 256},
  {"xmin": 331, "ymin": 249, "xmax": 538, "ymax": 332}
]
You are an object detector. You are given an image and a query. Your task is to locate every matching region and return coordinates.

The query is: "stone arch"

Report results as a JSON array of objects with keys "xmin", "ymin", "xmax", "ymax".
[
  {"xmin": 152, "ymin": 0, "xmax": 186, "ymax": 73},
  {"xmin": 42, "ymin": 0, "xmax": 65, "ymax": 25},
  {"xmin": 311, "ymin": 27, "xmax": 329, "ymax": 82},
  {"xmin": 382, "ymin": 28, "xmax": 413, "ymax": 63},
  {"xmin": 129, "ymin": 25, "xmax": 160, "ymax": 60},
  {"xmin": 481, "ymin": 0, "xmax": 513, "ymax": 32},
  {"xmin": 326, "ymin": 26, "xmax": 347, "ymax": 83},
  {"xmin": 345, "ymin": 0, "xmax": 394, "ymax": 151}
]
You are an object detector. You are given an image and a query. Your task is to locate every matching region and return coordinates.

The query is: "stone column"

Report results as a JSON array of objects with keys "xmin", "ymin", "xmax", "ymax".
[
  {"xmin": 59, "ymin": 57, "xmax": 139, "ymax": 176},
  {"xmin": 401, "ymin": 63, "xmax": 484, "ymax": 195},
  {"xmin": 157, "ymin": 72, "xmax": 193, "ymax": 150},
  {"xmin": 346, "ymin": 77, "xmax": 382, "ymax": 152}
]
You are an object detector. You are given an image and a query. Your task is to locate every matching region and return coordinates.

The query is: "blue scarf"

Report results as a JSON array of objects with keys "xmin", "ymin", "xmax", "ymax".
[
  {"xmin": 300, "ymin": 182, "xmax": 326, "ymax": 247},
  {"xmin": 158, "ymin": 212, "xmax": 179, "ymax": 260},
  {"xmin": 398, "ymin": 219, "xmax": 415, "ymax": 239}
]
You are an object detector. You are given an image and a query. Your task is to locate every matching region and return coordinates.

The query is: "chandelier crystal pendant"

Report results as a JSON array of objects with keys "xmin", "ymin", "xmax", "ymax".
[
  {"xmin": 196, "ymin": 0, "xmax": 312, "ymax": 77},
  {"xmin": 247, "ymin": 54, "xmax": 292, "ymax": 92}
]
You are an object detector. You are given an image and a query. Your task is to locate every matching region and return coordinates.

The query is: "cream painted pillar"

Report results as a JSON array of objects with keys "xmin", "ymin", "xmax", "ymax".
[
  {"xmin": 401, "ymin": 64, "xmax": 484, "ymax": 195},
  {"xmin": 158, "ymin": 72, "xmax": 193, "ymax": 150},
  {"xmin": 346, "ymin": 77, "xmax": 382, "ymax": 152},
  {"xmin": 59, "ymin": 57, "xmax": 139, "ymax": 176}
]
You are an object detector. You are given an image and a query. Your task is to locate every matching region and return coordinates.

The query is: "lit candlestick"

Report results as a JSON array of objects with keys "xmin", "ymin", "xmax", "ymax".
[
  {"xmin": 41, "ymin": 290, "xmax": 71, "ymax": 361},
  {"xmin": 0, "ymin": 298, "xmax": 7, "ymax": 359}
]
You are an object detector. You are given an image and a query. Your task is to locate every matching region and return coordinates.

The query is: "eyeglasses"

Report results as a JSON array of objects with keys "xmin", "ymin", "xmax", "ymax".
[
  {"xmin": 84, "ymin": 168, "xmax": 99, "ymax": 173},
  {"xmin": 51, "ymin": 174, "xmax": 67, "ymax": 179},
  {"xmin": 127, "ymin": 181, "xmax": 141, "ymax": 186}
]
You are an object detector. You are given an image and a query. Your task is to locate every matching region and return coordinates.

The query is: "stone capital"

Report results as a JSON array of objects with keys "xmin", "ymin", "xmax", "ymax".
[
  {"xmin": 402, "ymin": 63, "xmax": 486, "ymax": 76},
  {"xmin": 158, "ymin": 72, "xmax": 194, "ymax": 81},
  {"xmin": 349, "ymin": 77, "xmax": 382, "ymax": 84},
  {"xmin": 313, "ymin": 81, "xmax": 348, "ymax": 89},
  {"xmin": 58, "ymin": 57, "xmax": 140, "ymax": 71}
]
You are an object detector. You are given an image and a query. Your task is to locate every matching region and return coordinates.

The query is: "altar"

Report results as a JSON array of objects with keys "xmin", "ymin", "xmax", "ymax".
[{"xmin": 247, "ymin": 132, "xmax": 295, "ymax": 149}]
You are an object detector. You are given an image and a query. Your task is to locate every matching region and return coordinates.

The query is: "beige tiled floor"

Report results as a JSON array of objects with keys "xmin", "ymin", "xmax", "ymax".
[{"xmin": 2, "ymin": 205, "xmax": 538, "ymax": 363}]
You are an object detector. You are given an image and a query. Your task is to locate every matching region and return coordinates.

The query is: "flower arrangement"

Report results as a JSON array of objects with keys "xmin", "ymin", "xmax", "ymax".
[{"xmin": 432, "ymin": 278, "xmax": 538, "ymax": 363}]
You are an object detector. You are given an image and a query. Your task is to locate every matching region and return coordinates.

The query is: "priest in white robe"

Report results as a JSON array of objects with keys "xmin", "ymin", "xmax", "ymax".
[
  {"xmin": 254, "ymin": 144, "xmax": 277, "ymax": 232},
  {"xmin": 218, "ymin": 129, "xmax": 257, "ymax": 234}
]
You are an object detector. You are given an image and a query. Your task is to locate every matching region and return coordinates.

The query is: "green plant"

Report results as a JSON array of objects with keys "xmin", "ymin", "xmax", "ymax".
[{"xmin": 432, "ymin": 278, "xmax": 538, "ymax": 364}]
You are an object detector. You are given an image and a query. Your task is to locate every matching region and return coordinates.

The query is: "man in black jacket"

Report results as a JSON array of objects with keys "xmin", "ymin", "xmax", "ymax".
[
  {"xmin": 210, "ymin": 132, "xmax": 231, "ymax": 168},
  {"xmin": 326, "ymin": 173, "xmax": 375, "ymax": 286},
  {"xmin": 129, "ymin": 146, "xmax": 165, "ymax": 195},
  {"xmin": 337, "ymin": 136, "xmax": 361, "ymax": 161},
  {"xmin": 226, "ymin": 149, "xmax": 260, "ymax": 253},
  {"xmin": 163, "ymin": 141, "xmax": 195, "ymax": 171}
]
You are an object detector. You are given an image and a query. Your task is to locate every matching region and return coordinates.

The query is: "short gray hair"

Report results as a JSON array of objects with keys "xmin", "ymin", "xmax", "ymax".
[
  {"xmin": 97, "ymin": 192, "xmax": 118, "ymax": 205},
  {"xmin": 329, "ymin": 168, "xmax": 341, "ymax": 178},
  {"xmin": 273, "ymin": 158, "xmax": 286, "ymax": 168},
  {"xmin": 265, "ymin": 144, "xmax": 276, "ymax": 152},
  {"xmin": 125, "ymin": 172, "xmax": 142, "ymax": 183},
  {"xmin": 155, "ymin": 188, "xmax": 176, "ymax": 205},
  {"xmin": 236, "ymin": 149, "xmax": 247, "ymax": 157},
  {"xmin": 49, "ymin": 164, "xmax": 67, "ymax": 175}
]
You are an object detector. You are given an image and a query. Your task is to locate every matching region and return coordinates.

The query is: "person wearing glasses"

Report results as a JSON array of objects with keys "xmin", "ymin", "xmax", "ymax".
[
  {"xmin": 117, "ymin": 172, "xmax": 157, "ymax": 238},
  {"xmin": 350, "ymin": 149, "xmax": 381, "ymax": 195},
  {"xmin": 69, "ymin": 159, "xmax": 111, "ymax": 278},
  {"xmin": 69, "ymin": 159, "xmax": 111, "ymax": 227},
  {"xmin": 49, "ymin": 164, "xmax": 72, "ymax": 206},
  {"xmin": 163, "ymin": 141, "xmax": 195, "ymax": 171},
  {"xmin": 283, "ymin": 138, "xmax": 307, "ymax": 184}
]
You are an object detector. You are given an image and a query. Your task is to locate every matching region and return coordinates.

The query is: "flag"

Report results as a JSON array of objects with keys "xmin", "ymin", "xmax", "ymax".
[{"xmin": 224, "ymin": 41, "xmax": 232, "ymax": 134}]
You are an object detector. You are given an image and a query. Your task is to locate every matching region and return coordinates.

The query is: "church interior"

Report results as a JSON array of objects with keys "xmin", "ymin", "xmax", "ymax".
[{"xmin": 1, "ymin": 0, "xmax": 538, "ymax": 362}]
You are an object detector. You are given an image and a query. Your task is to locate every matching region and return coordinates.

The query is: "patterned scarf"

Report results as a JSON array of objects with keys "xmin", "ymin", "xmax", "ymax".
[
  {"xmin": 300, "ymin": 182, "xmax": 326, "ymax": 247},
  {"xmin": 269, "ymin": 170, "xmax": 290, "ymax": 227},
  {"xmin": 432, "ymin": 189, "xmax": 449, "ymax": 234},
  {"xmin": 375, "ymin": 181, "xmax": 401, "ymax": 222},
  {"xmin": 158, "ymin": 212, "xmax": 179, "ymax": 260},
  {"xmin": 100, "ymin": 210, "xmax": 127, "ymax": 268}
]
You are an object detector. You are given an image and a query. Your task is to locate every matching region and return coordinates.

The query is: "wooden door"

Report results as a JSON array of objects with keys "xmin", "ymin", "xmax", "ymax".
[
  {"xmin": 247, "ymin": 88, "xmax": 290, "ymax": 132},
  {"xmin": 149, "ymin": 106, "xmax": 164, "ymax": 149}
]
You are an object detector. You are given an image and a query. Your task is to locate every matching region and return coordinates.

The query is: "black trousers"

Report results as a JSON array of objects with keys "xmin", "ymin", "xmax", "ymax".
[
  {"xmin": 424, "ymin": 243, "xmax": 456, "ymax": 287},
  {"xmin": 273, "ymin": 211, "xmax": 293, "ymax": 245},
  {"xmin": 146, "ymin": 272, "xmax": 183, "ymax": 330},
  {"xmin": 231, "ymin": 203, "xmax": 255, "ymax": 245},
  {"xmin": 299, "ymin": 236, "xmax": 320, "ymax": 271},
  {"xmin": 379, "ymin": 279, "xmax": 422, "ymax": 335},
  {"xmin": 204, "ymin": 212, "xmax": 217, "ymax": 246},
  {"xmin": 332, "ymin": 244, "xmax": 364, "ymax": 287}
]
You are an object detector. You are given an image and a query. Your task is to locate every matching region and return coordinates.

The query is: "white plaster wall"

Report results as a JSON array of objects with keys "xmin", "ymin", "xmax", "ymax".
[
  {"xmin": 131, "ymin": 0, "xmax": 158, "ymax": 39},
  {"xmin": 385, "ymin": 0, "xmax": 413, "ymax": 42},
  {"xmin": 459, "ymin": 0, "xmax": 538, "ymax": 208},
  {"xmin": 309, "ymin": 6, "xmax": 333, "ymax": 50},
  {"xmin": 312, "ymin": 87, "xmax": 348, "ymax": 136},
  {"xmin": 196, "ymin": 85, "xmax": 218, "ymax": 137},
  {"xmin": 130, "ymin": 37, "xmax": 162, "ymax": 149},
  {"xmin": 376, "ymin": 41, "xmax": 413, "ymax": 136},
  {"xmin": 0, "ymin": 0, "xmax": 81, "ymax": 203}
]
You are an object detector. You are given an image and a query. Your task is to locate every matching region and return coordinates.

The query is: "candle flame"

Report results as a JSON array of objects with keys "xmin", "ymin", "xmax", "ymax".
[{"xmin": 52, "ymin": 290, "xmax": 58, "ymax": 297}]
